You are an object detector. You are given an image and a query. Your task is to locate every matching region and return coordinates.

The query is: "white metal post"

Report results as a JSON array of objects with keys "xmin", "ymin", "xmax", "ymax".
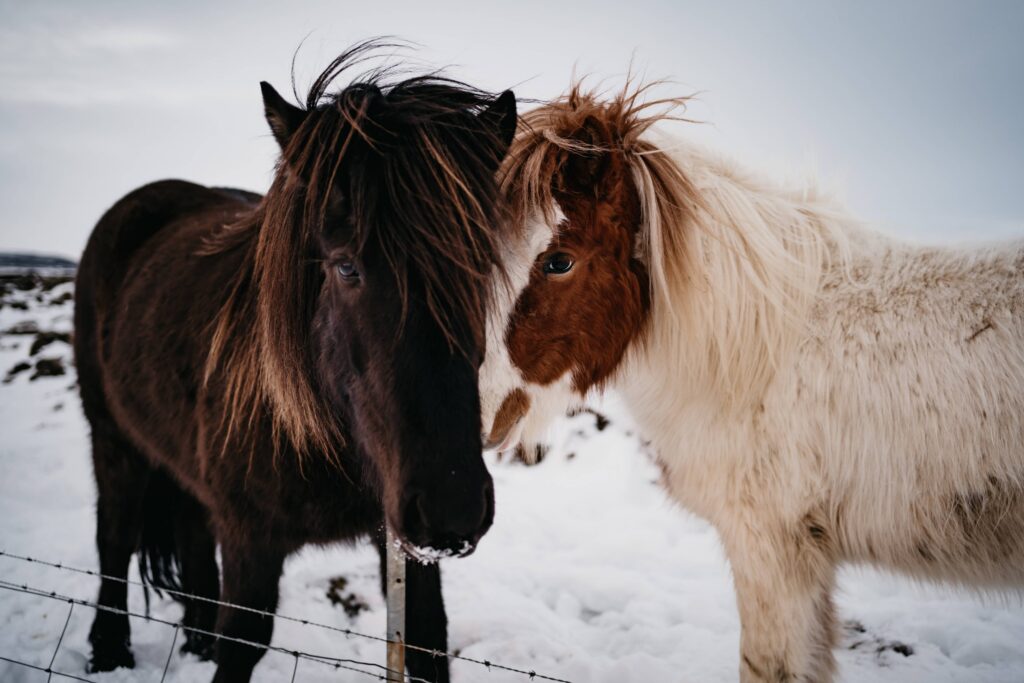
[{"xmin": 385, "ymin": 525, "xmax": 406, "ymax": 682}]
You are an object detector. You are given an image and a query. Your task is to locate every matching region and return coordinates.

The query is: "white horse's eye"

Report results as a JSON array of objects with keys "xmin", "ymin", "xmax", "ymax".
[{"xmin": 542, "ymin": 252, "xmax": 574, "ymax": 275}]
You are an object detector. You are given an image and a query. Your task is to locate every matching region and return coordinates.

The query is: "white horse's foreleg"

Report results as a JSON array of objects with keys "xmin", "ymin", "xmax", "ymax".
[{"xmin": 722, "ymin": 517, "xmax": 838, "ymax": 683}]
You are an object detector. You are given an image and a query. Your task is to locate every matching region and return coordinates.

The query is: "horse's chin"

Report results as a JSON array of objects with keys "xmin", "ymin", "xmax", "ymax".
[
  {"xmin": 383, "ymin": 514, "xmax": 483, "ymax": 564},
  {"xmin": 395, "ymin": 536, "xmax": 479, "ymax": 565}
]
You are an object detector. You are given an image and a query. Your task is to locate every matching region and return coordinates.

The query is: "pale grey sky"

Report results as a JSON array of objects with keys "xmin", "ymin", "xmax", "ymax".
[{"xmin": 1, "ymin": 0, "xmax": 1022, "ymax": 257}]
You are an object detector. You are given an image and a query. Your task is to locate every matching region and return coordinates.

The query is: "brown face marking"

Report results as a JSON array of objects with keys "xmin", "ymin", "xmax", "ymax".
[
  {"xmin": 485, "ymin": 387, "xmax": 531, "ymax": 448},
  {"xmin": 506, "ymin": 117, "xmax": 650, "ymax": 394}
]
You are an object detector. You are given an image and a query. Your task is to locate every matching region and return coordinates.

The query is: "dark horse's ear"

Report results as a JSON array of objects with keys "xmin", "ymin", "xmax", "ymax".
[
  {"xmin": 261, "ymin": 81, "xmax": 307, "ymax": 150},
  {"xmin": 478, "ymin": 90, "xmax": 517, "ymax": 158}
]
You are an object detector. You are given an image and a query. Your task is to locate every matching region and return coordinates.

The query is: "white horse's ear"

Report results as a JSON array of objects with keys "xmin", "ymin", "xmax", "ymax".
[
  {"xmin": 631, "ymin": 172, "xmax": 651, "ymax": 264},
  {"xmin": 261, "ymin": 81, "xmax": 307, "ymax": 150},
  {"xmin": 633, "ymin": 223, "xmax": 647, "ymax": 261}
]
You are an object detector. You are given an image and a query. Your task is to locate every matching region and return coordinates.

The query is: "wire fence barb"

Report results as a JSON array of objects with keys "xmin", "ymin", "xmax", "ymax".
[{"xmin": 0, "ymin": 549, "xmax": 574, "ymax": 683}]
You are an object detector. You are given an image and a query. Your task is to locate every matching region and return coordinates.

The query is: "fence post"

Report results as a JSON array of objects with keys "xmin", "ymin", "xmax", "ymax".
[{"xmin": 385, "ymin": 525, "xmax": 406, "ymax": 682}]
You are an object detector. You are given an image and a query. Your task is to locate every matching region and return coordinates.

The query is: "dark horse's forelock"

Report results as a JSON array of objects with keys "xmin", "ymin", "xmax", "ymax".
[{"xmin": 204, "ymin": 41, "xmax": 510, "ymax": 460}]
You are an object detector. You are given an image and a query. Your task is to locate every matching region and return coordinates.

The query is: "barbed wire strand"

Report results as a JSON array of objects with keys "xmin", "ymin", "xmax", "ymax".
[
  {"xmin": 160, "ymin": 625, "xmax": 180, "ymax": 683},
  {"xmin": 46, "ymin": 600, "xmax": 74, "ymax": 683},
  {"xmin": 0, "ymin": 578, "xmax": 420, "ymax": 682},
  {"xmin": 0, "ymin": 549, "xmax": 573, "ymax": 683},
  {"xmin": 0, "ymin": 655, "xmax": 94, "ymax": 683},
  {"xmin": 0, "ymin": 578, "xmax": 430, "ymax": 683}
]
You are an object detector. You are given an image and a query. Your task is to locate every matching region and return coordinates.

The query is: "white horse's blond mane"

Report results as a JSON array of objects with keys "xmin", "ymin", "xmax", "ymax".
[{"xmin": 630, "ymin": 135, "xmax": 854, "ymax": 407}]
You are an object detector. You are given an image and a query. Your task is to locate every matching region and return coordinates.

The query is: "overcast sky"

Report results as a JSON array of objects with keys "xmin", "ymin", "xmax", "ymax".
[{"xmin": 1, "ymin": 0, "xmax": 1022, "ymax": 257}]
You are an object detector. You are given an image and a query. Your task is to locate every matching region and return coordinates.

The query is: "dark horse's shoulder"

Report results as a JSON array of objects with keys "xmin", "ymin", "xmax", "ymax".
[
  {"xmin": 83, "ymin": 180, "xmax": 260, "ymax": 266},
  {"xmin": 78, "ymin": 180, "xmax": 262, "ymax": 313},
  {"xmin": 106, "ymin": 179, "xmax": 260, "ymax": 223},
  {"xmin": 208, "ymin": 186, "xmax": 263, "ymax": 205}
]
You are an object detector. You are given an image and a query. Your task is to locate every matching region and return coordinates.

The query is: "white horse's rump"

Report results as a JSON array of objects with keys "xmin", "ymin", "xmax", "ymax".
[{"xmin": 485, "ymin": 87, "xmax": 1024, "ymax": 682}]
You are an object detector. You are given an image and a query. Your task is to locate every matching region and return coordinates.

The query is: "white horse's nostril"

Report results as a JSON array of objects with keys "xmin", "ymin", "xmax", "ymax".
[
  {"xmin": 483, "ymin": 388, "xmax": 530, "ymax": 451},
  {"xmin": 483, "ymin": 415, "xmax": 525, "ymax": 452},
  {"xmin": 494, "ymin": 417, "xmax": 525, "ymax": 453}
]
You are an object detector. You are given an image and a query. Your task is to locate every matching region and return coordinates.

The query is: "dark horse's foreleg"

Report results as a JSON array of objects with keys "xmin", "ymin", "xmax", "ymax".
[
  {"xmin": 405, "ymin": 559, "xmax": 450, "ymax": 682},
  {"xmin": 88, "ymin": 426, "xmax": 152, "ymax": 672},
  {"xmin": 212, "ymin": 539, "xmax": 285, "ymax": 683},
  {"xmin": 374, "ymin": 529, "xmax": 450, "ymax": 683},
  {"xmin": 175, "ymin": 495, "xmax": 220, "ymax": 660}
]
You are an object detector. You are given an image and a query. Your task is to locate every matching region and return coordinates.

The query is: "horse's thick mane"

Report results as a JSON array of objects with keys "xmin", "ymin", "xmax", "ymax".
[
  {"xmin": 504, "ymin": 81, "xmax": 852, "ymax": 406},
  {"xmin": 204, "ymin": 42, "xmax": 510, "ymax": 459}
]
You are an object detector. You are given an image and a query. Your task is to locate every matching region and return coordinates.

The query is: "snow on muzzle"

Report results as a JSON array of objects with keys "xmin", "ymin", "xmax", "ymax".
[{"xmin": 395, "ymin": 461, "xmax": 495, "ymax": 563}]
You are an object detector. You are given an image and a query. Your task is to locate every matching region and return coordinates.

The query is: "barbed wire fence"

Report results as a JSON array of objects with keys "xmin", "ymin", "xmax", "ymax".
[{"xmin": 0, "ymin": 549, "xmax": 573, "ymax": 683}]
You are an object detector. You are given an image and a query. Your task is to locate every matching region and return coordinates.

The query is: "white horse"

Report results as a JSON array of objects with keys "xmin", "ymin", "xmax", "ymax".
[{"xmin": 481, "ymin": 84, "xmax": 1024, "ymax": 682}]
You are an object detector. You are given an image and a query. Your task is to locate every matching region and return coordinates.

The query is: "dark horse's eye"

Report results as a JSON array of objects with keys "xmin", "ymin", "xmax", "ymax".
[
  {"xmin": 337, "ymin": 262, "xmax": 360, "ymax": 281},
  {"xmin": 542, "ymin": 252, "xmax": 575, "ymax": 275}
]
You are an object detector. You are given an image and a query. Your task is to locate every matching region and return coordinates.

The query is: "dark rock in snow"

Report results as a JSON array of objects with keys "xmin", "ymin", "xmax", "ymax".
[
  {"xmin": 48, "ymin": 291, "xmax": 73, "ymax": 306},
  {"xmin": 325, "ymin": 576, "xmax": 369, "ymax": 619},
  {"xmin": 30, "ymin": 357, "xmax": 65, "ymax": 380},
  {"xmin": 4, "ymin": 321, "xmax": 40, "ymax": 336},
  {"xmin": 29, "ymin": 331, "xmax": 71, "ymax": 356},
  {"xmin": 4, "ymin": 361, "xmax": 31, "ymax": 383}
]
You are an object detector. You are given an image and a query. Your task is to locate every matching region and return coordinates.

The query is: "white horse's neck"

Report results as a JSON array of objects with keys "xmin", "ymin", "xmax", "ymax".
[
  {"xmin": 620, "ymin": 136, "xmax": 864, "ymax": 412},
  {"xmin": 618, "ymin": 134, "xmax": 1024, "ymax": 473}
]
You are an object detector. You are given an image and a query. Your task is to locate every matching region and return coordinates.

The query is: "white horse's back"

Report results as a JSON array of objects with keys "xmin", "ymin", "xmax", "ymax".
[{"xmin": 797, "ymin": 234, "xmax": 1024, "ymax": 586}]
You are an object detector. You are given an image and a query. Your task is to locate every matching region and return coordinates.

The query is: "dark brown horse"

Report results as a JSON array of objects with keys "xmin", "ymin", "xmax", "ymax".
[{"xmin": 74, "ymin": 43, "xmax": 516, "ymax": 683}]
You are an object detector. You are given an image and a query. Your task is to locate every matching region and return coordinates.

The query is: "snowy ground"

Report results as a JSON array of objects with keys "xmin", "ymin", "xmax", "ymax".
[{"xmin": 1, "ymin": 278, "xmax": 1022, "ymax": 683}]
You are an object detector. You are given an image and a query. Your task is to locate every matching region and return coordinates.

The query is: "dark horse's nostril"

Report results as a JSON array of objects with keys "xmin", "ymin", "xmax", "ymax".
[
  {"xmin": 401, "ymin": 491, "xmax": 431, "ymax": 545},
  {"xmin": 479, "ymin": 479, "xmax": 495, "ymax": 529}
]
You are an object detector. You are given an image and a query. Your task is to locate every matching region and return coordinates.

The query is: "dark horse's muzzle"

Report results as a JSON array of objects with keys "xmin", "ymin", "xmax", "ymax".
[{"xmin": 396, "ymin": 464, "xmax": 495, "ymax": 561}]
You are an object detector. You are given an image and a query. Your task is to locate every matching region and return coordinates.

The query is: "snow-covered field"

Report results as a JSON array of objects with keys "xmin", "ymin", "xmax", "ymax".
[{"xmin": 1, "ymin": 278, "xmax": 1022, "ymax": 683}]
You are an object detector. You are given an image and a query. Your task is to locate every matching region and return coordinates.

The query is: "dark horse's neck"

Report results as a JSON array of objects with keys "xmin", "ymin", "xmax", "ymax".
[{"xmin": 199, "ymin": 192, "xmax": 359, "ymax": 484}]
